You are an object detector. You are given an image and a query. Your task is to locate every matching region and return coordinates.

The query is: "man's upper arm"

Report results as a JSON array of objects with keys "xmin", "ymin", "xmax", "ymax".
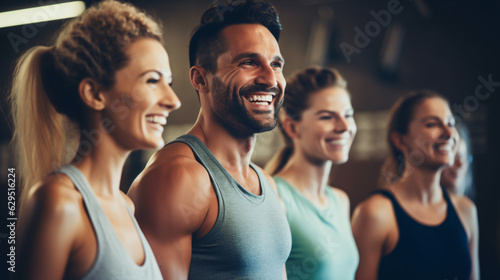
[{"xmin": 128, "ymin": 153, "xmax": 212, "ymax": 279}]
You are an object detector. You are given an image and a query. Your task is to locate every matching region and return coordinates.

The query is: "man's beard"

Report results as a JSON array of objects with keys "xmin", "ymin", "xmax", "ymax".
[{"xmin": 211, "ymin": 76, "xmax": 282, "ymax": 138}]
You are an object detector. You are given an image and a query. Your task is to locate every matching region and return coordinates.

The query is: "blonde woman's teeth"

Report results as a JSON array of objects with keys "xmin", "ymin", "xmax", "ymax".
[{"xmin": 146, "ymin": 115, "xmax": 166, "ymax": 125}]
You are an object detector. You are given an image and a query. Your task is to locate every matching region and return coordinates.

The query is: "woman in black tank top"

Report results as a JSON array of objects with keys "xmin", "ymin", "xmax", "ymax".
[{"xmin": 351, "ymin": 91, "xmax": 479, "ymax": 280}]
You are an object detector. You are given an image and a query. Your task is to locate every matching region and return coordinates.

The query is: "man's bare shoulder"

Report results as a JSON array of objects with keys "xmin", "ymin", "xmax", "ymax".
[
  {"xmin": 146, "ymin": 141, "xmax": 198, "ymax": 169},
  {"xmin": 130, "ymin": 142, "xmax": 211, "ymax": 197},
  {"xmin": 128, "ymin": 142, "xmax": 214, "ymax": 235}
]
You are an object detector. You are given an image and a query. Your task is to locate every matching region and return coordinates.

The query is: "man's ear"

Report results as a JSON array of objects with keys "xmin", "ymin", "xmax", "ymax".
[
  {"xmin": 391, "ymin": 132, "xmax": 407, "ymax": 154},
  {"xmin": 78, "ymin": 78, "xmax": 105, "ymax": 111},
  {"xmin": 281, "ymin": 116, "xmax": 299, "ymax": 139},
  {"xmin": 190, "ymin": 66, "xmax": 210, "ymax": 94}
]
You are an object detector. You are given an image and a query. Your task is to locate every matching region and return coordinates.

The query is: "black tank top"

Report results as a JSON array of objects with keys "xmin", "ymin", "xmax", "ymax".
[{"xmin": 375, "ymin": 188, "xmax": 471, "ymax": 280}]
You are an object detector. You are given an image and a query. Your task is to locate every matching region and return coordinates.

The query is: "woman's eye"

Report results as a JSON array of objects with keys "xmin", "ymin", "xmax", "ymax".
[
  {"xmin": 426, "ymin": 122, "xmax": 438, "ymax": 128},
  {"xmin": 147, "ymin": 78, "xmax": 160, "ymax": 84},
  {"xmin": 345, "ymin": 114, "xmax": 354, "ymax": 119},
  {"xmin": 319, "ymin": 115, "xmax": 332, "ymax": 120}
]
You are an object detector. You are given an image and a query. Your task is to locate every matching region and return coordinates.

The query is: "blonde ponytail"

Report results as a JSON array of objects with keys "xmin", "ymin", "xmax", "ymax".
[
  {"xmin": 10, "ymin": 1, "xmax": 164, "ymax": 203},
  {"xmin": 264, "ymin": 145, "xmax": 293, "ymax": 176},
  {"xmin": 10, "ymin": 46, "xmax": 67, "ymax": 202}
]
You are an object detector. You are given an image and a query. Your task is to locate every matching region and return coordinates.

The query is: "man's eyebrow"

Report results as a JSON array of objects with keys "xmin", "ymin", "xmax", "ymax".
[
  {"xmin": 231, "ymin": 52, "xmax": 285, "ymax": 64},
  {"xmin": 231, "ymin": 52, "xmax": 259, "ymax": 63}
]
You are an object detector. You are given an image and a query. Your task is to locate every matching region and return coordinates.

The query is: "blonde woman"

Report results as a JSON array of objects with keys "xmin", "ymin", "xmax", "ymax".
[{"xmin": 11, "ymin": 1, "xmax": 180, "ymax": 279}]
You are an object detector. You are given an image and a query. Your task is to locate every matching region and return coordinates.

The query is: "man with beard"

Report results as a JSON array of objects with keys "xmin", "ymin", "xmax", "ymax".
[{"xmin": 127, "ymin": 1, "xmax": 291, "ymax": 279}]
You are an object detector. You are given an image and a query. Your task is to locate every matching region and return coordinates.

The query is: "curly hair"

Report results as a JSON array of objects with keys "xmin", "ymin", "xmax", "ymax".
[{"xmin": 44, "ymin": 0, "xmax": 162, "ymax": 125}]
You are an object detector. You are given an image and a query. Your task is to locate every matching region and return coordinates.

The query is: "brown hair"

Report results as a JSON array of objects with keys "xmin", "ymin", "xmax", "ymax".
[
  {"xmin": 10, "ymin": 0, "xmax": 163, "ymax": 200},
  {"xmin": 380, "ymin": 90, "xmax": 448, "ymax": 186},
  {"xmin": 265, "ymin": 66, "xmax": 347, "ymax": 175},
  {"xmin": 189, "ymin": 0, "xmax": 281, "ymax": 73}
]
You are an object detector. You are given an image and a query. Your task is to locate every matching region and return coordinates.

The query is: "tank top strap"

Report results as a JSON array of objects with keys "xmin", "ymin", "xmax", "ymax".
[
  {"xmin": 372, "ymin": 189, "xmax": 402, "ymax": 209},
  {"xmin": 170, "ymin": 134, "xmax": 230, "ymax": 183},
  {"xmin": 55, "ymin": 165, "xmax": 124, "ymax": 246},
  {"xmin": 54, "ymin": 165, "xmax": 163, "ymax": 279},
  {"xmin": 372, "ymin": 189, "xmax": 410, "ymax": 221},
  {"xmin": 440, "ymin": 186, "xmax": 461, "ymax": 225},
  {"xmin": 249, "ymin": 162, "xmax": 270, "ymax": 191},
  {"xmin": 56, "ymin": 165, "xmax": 103, "ymax": 222},
  {"xmin": 441, "ymin": 186, "xmax": 453, "ymax": 207},
  {"xmin": 169, "ymin": 134, "xmax": 266, "ymax": 202},
  {"xmin": 169, "ymin": 134, "xmax": 227, "ymax": 225},
  {"xmin": 374, "ymin": 187, "xmax": 463, "ymax": 230}
]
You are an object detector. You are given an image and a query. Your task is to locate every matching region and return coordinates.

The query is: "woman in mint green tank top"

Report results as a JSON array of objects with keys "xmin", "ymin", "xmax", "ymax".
[
  {"xmin": 265, "ymin": 67, "xmax": 359, "ymax": 280},
  {"xmin": 11, "ymin": 1, "xmax": 180, "ymax": 279}
]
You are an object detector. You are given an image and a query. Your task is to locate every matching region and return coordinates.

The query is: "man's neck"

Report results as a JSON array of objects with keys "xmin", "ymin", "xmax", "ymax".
[{"xmin": 189, "ymin": 112, "xmax": 257, "ymax": 175}]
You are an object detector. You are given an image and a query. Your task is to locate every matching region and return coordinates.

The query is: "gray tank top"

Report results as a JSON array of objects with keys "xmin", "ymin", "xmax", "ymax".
[
  {"xmin": 170, "ymin": 134, "xmax": 291, "ymax": 280},
  {"xmin": 56, "ymin": 165, "xmax": 163, "ymax": 280}
]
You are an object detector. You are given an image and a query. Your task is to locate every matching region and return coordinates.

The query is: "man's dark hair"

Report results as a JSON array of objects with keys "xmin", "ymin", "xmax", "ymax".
[{"xmin": 189, "ymin": 0, "xmax": 281, "ymax": 73}]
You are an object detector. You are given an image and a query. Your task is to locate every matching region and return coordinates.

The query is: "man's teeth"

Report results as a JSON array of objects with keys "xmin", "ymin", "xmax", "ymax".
[
  {"xmin": 247, "ymin": 95, "xmax": 273, "ymax": 103},
  {"xmin": 146, "ymin": 115, "xmax": 166, "ymax": 125}
]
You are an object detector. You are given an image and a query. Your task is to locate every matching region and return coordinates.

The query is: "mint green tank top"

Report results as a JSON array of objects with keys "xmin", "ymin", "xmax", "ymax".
[{"xmin": 274, "ymin": 177, "xmax": 359, "ymax": 280}]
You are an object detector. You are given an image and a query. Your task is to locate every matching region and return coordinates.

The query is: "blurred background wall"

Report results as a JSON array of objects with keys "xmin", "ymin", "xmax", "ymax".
[{"xmin": 1, "ymin": 0, "xmax": 499, "ymax": 278}]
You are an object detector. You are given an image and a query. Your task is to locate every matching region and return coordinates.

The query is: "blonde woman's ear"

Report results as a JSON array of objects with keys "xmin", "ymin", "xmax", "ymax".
[{"xmin": 79, "ymin": 78, "xmax": 105, "ymax": 111}]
